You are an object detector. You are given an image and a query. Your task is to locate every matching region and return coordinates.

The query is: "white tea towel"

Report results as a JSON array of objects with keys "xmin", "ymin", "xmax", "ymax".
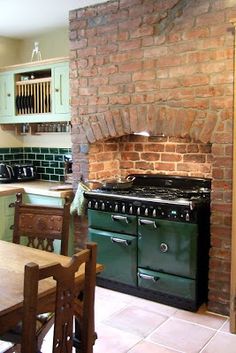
[{"xmin": 70, "ymin": 181, "xmax": 91, "ymax": 216}]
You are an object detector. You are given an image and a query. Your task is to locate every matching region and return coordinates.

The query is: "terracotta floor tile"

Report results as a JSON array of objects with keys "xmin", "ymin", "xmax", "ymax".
[
  {"xmin": 95, "ymin": 287, "xmax": 134, "ymax": 322},
  {"xmin": 148, "ymin": 317, "xmax": 216, "ymax": 353},
  {"xmin": 94, "ymin": 322, "xmax": 141, "ymax": 353},
  {"xmin": 219, "ymin": 319, "xmax": 230, "ymax": 333},
  {"xmin": 201, "ymin": 331, "xmax": 236, "ymax": 353},
  {"xmin": 104, "ymin": 304, "xmax": 168, "ymax": 338},
  {"xmin": 132, "ymin": 296, "xmax": 178, "ymax": 317},
  {"xmin": 128, "ymin": 340, "xmax": 182, "ymax": 353},
  {"xmin": 173, "ymin": 306, "xmax": 227, "ymax": 330}
]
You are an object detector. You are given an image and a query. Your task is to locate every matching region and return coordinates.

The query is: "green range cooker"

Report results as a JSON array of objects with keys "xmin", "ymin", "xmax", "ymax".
[{"xmin": 85, "ymin": 174, "xmax": 211, "ymax": 312}]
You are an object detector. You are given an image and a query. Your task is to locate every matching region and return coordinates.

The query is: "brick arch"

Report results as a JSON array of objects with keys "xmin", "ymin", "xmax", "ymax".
[{"xmin": 73, "ymin": 105, "xmax": 219, "ymax": 145}]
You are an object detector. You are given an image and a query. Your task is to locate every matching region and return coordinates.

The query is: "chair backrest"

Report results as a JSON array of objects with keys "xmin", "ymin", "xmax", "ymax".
[
  {"xmin": 21, "ymin": 242, "xmax": 97, "ymax": 353},
  {"xmin": 12, "ymin": 192, "xmax": 71, "ymax": 255}
]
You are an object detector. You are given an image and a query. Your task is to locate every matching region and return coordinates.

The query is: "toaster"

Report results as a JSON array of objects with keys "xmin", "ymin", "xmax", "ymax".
[
  {"xmin": 13, "ymin": 164, "xmax": 36, "ymax": 181},
  {"xmin": 0, "ymin": 163, "xmax": 15, "ymax": 183}
]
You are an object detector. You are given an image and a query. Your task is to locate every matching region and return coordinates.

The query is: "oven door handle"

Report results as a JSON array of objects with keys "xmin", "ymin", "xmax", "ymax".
[
  {"xmin": 111, "ymin": 237, "xmax": 131, "ymax": 246},
  {"xmin": 138, "ymin": 272, "xmax": 160, "ymax": 283},
  {"xmin": 138, "ymin": 219, "xmax": 158, "ymax": 228},
  {"xmin": 111, "ymin": 215, "xmax": 129, "ymax": 223}
]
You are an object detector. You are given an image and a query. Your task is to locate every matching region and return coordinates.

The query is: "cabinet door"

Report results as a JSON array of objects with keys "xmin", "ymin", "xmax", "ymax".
[
  {"xmin": 53, "ymin": 64, "xmax": 69, "ymax": 114},
  {"xmin": 0, "ymin": 73, "xmax": 14, "ymax": 117},
  {"xmin": 0, "ymin": 194, "xmax": 16, "ymax": 242},
  {"xmin": 138, "ymin": 217, "xmax": 198, "ymax": 279}
]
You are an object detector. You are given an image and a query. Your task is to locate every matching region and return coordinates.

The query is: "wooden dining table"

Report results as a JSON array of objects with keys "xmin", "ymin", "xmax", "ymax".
[{"xmin": 0, "ymin": 240, "xmax": 103, "ymax": 335}]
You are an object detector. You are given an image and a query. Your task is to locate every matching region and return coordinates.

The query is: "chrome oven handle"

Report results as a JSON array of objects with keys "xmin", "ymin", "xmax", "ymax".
[
  {"xmin": 111, "ymin": 215, "xmax": 129, "ymax": 223},
  {"xmin": 138, "ymin": 219, "xmax": 158, "ymax": 228},
  {"xmin": 111, "ymin": 237, "xmax": 131, "ymax": 246},
  {"xmin": 138, "ymin": 272, "xmax": 159, "ymax": 283}
]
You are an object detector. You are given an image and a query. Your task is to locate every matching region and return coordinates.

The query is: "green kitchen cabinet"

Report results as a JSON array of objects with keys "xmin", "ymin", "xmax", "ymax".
[
  {"xmin": 0, "ymin": 73, "xmax": 14, "ymax": 117},
  {"xmin": 53, "ymin": 64, "xmax": 69, "ymax": 115},
  {"xmin": 0, "ymin": 57, "xmax": 70, "ymax": 124},
  {"xmin": 0, "ymin": 194, "xmax": 16, "ymax": 242}
]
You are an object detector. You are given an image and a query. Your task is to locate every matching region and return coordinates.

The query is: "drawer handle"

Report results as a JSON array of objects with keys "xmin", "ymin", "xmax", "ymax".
[
  {"xmin": 111, "ymin": 237, "xmax": 131, "ymax": 246},
  {"xmin": 9, "ymin": 203, "xmax": 15, "ymax": 208},
  {"xmin": 9, "ymin": 224, "xmax": 14, "ymax": 230},
  {"xmin": 138, "ymin": 219, "xmax": 157, "ymax": 228},
  {"xmin": 111, "ymin": 215, "xmax": 129, "ymax": 223},
  {"xmin": 138, "ymin": 272, "xmax": 159, "ymax": 283}
]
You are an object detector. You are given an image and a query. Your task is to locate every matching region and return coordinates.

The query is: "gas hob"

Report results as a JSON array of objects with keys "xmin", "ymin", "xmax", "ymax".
[{"xmin": 84, "ymin": 174, "xmax": 211, "ymax": 222}]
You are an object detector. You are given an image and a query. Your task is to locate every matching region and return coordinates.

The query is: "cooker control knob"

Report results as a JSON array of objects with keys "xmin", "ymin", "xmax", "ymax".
[
  {"xmin": 122, "ymin": 205, "xmax": 126, "ymax": 213},
  {"xmin": 185, "ymin": 212, "xmax": 190, "ymax": 222},
  {"xmin": 137, "ymin": 207, "xmax": 141, "ymax": 215},
  {"xmin": 129, "ymin": 206, "xmax": 133, "ymax": 214},
  {"xmin": 114, "ymin": 204, "xmax": 119, "ymax": 212},
  {"xmin": 152, "ymin": 209, "xmax": 156, "ymax": 217},
  {"xmin": 101, "ymin": 202, "xmax": 105, "ymax": 210},
  {"xmin": 88, "ymin": 201, "xmax": 92, "ymax": 208},
  {"xmin": 94, "ymin": 202, "xmax": 98, "ymax": 209},
  {"xmin": 145, "ymin": 208, "xmax": 148, "ymax": 216}
]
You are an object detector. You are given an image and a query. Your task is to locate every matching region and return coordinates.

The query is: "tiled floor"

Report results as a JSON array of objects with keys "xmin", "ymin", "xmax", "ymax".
[
  {"xmin": 1, "ymin": 286, "xmax": 235, "ymax": 353},
  {"xmin": 91, "ymin": 287, "xmax": 234, "ymax": 353}
]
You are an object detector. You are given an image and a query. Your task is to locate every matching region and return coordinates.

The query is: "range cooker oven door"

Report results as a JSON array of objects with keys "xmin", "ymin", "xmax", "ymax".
[
  {"xmin": 138, "ymin": 217, "xmax": 198, "ymax": 278},
  {"xmin": 137, "ymin": 217, "xmax": 198, "ymax": 301},
  {"xmin": 88, "ymin": 209, "xmax": 137, "ymax": 286},
  {"xmin": 89, "ymin": 228, "xmax": 137, "ymax": 286}
]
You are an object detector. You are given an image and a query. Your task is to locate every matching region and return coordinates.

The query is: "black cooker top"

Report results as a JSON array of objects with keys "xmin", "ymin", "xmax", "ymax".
[{"xmin": 84, "ymin": 174, "xmax": 211, "ymax": 206}]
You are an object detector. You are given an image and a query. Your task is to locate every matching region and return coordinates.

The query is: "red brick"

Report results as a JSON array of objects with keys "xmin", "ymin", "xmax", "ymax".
[
  {"xmin": 99, "ymin": 85, "xmax": 119, "ymax": 95},
  {"xmin": 132, "ymin": 70, "xmax": 156, "ymax": 81},
  {"xmin": 119, "ymin": 61, "xmax": 142, "ymax": 72},
  {"xmin": 119, "ymin": 39, "xmax": 141, "ymax": 51}
]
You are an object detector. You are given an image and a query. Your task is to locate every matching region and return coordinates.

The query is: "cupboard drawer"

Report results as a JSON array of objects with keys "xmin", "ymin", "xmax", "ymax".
[
  {"xmin": 138, "ymin": 268, "xmax": 196, "ymax": 301},
  {"xmin": 88, "ymin": 209, "xmax": 137, "ymax": 235}
]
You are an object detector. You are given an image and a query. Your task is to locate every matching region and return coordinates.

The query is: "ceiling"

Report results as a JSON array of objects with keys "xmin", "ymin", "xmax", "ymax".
[{"xmin": 0, "ymin": 0, "xmax": 109, "ymax": 39}]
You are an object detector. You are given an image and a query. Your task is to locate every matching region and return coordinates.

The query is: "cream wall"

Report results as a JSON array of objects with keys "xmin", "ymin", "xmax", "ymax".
[
  {"xmin": 19, "ymin": 27, "xmax": 69, "ymax": 63},
  {"xmin": 0, "ymin": 28, "xmax": 71, "ymax": 149},
  {"xmin": 0, "ymin": 37, "xmax": 22, "ymax": 66}
]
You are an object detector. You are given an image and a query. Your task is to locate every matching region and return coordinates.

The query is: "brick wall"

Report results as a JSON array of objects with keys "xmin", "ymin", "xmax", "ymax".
[{"xmin": 69, "ymin": 0, "xmax": 235, "ymax": 315}]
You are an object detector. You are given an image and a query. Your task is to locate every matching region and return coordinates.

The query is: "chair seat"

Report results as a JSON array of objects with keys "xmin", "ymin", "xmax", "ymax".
[{"xmin": 0, "ymin": 312, "xmax": 54, "ymax": 345}]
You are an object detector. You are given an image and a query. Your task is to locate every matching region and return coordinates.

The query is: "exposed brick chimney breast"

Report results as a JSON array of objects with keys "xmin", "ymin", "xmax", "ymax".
[{"xmin": 69, "ymin": 0, "xmax": 235, "ymax": 315}]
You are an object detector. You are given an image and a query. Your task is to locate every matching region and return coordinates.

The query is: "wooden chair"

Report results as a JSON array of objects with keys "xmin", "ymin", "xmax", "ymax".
[
  {"xmin": 12, "ymin": 192, "xmax": 71, "ymax": 256},
  {"xmin": 1, "ymin": 243, "xmax": 97, "ymax": 353}
]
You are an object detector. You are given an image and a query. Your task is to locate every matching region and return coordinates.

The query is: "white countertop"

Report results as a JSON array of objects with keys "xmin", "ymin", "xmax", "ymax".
[{"xmin": 0, "ymin": 180, "xmax": 74, "ymax": 198}]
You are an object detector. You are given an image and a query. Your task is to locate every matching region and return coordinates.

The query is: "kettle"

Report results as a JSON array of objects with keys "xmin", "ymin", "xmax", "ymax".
[{"xmin": 0, "ymin": 163, "xmax": 15, "ymax": 183}]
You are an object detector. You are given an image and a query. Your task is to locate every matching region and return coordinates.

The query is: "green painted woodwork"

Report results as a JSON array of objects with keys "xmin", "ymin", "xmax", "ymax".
[
  {"xmin": 138, "ymin": 217, "xmax": 198, "ymax": 279},
  {"xmin": 0, "ymin": 194, "xmax": 16, "ymax": 242},
  {"xmin": 138, "ymin": 268, "xmax": 196, "ymax": 300},
  {"xmin": 0, "ymin": 59, "xmax": 70, "ymax": 124},
  {"xmin": 53, "ymin": 65, "xmax": 69, "ymax": 114},
  {"xmin": 88, "ymin": 209, "xmax": 137, "ymax": 235},
  {"xmin": 89, "ymin": 228, "xmax": 137, "ymax": 286},
  {"xmin": 0, "ymin": 73, "xmax": 14, "ymax": 117}
]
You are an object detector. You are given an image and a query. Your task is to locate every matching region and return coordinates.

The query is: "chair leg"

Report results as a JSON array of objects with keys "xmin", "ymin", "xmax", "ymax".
[{"xmin": 73, "ymin": 316, "xmax": 82, "ymax": 353}]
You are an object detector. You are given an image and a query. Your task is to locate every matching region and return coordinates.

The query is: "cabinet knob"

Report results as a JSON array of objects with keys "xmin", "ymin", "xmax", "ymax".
[
  {"xmin": 7, "ymin": 93, "xmax": 11, "ymax": 97},
  {"xmin": 55, "ymin": 88, "xmax": 59, "ymax": 92}
]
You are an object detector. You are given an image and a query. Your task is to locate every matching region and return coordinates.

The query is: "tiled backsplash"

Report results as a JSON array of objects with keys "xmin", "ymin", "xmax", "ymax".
[{"xmin": 0, "ymin": 147, "xmax": 72, "ymax": 182}]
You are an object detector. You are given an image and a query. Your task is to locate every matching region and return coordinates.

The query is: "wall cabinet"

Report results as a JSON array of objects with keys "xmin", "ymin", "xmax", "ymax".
[
  {"xmin": 0, "ymin": 57, "xmax": 70, "ymax": 124},
  {"xmin": 0, "ymin": 194, "xmax": 16, "ymax": 242}
]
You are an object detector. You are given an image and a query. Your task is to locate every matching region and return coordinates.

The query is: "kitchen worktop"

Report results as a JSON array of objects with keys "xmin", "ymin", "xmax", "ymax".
[{"xmin": 0, "ymin": 181, "xmax": 74, "ymax": 198}]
